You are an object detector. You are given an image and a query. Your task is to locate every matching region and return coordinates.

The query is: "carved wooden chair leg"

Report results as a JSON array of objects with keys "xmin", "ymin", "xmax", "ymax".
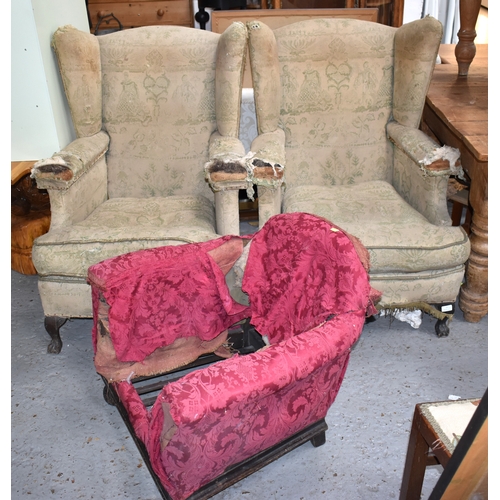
[
  {"xmin": 435, "ymin": 317, "xmax": 450, "ymax": 338},
  {"xmin": 44, "ymin": 316, "xmax": 67, "ymax": 354},
  {"xmin": 310, "ymin": 431, "xmax": 326, "ymax": 448},
  {"xmin": 432, "ymin": 302, "xmax": 454, "ymax": 338}
]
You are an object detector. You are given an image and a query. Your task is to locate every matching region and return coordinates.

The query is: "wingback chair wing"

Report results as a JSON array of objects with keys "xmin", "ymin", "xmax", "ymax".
[
  {"xmin": 244, "ymin": 17, "xmax": 471, "ymax": 336},
  {"xmin": 31, "ymin": 22, "xmax": 248, "ymax": 353},
  {"xmin": 88, "ymin": 212, "xmax": 380, "ymax": 499}
]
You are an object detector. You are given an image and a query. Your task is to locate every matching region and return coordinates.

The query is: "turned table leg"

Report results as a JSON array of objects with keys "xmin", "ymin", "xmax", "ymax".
[
  {"xmin": 459, "ymin": 167, "xmax": 488, "ymax": 322},
  {"xmin": 455, "ymin": 0, "xmax": 481, "ymax": 76}
]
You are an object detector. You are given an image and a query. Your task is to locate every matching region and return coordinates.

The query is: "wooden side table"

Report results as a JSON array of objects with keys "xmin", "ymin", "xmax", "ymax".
[
  {"xmin": 421, "ymin": 44, "xmax": 488, "ymax": 323},
  {"xmin": 11, "ymin": 161, "xmax": 51, "ymax": 275},
  {"xmin": 399, "ymin": 398, "xmax": 481, "ymax": 500}
]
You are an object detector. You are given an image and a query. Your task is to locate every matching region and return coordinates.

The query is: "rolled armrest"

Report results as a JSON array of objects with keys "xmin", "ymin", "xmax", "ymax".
[
  {"xmin": 31, "ymin": 130, "xmax": 109, "ymax": 190},
  {"xmin": 161, "ymin": 310, "xmax": 365, "ymax": 426},
  {"xmin": 146, "ymin": 310, "xmax": 365, "ymax": 497}
]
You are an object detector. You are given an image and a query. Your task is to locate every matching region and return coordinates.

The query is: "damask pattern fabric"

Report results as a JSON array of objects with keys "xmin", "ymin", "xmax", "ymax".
[
  {"xmin": 283, "ymin": 182, "xmax": 470, "ymax": 272},
  {"xmin": 252, "ymin": 18, "xmax": 400, "ymax": 188},
  {"xmin": 242, "ymin": 213, "xmax": 380, "ymax": 343},
  {"xmin": 90, "ymin": 213, "xmax": 378, "ymax": 500},
  {"xmin": 88, "ymin": 236, "xmax": 249, "ymax": 363},
  {"xmin": 33, "ymin": 196, "xmax": 218, "ymax": 277},
  {"xmin": 50, "ymin": 25, "xmax": 103, "ymax": 138},
  {"xmin": 98, "ymin": 27, "xmax": 220, "ymax": 200},
  {"xmin": 151, "ymin": 312, "xmax": 363, "ymax": 500}
]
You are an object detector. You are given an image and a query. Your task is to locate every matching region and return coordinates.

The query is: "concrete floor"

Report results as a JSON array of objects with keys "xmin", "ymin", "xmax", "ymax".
[{"xmin": 11, "ymin": 243, "xmax": 488, "ymax": 499}]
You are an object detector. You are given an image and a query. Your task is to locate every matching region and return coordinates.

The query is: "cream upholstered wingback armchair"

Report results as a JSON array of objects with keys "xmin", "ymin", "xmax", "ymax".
[
  {"xmin": 243, "ymin": 17, "xmax": 471, "ymax": 336},
  {"xmin": 31, "ymin": 23, "xmax": 248, "ymax": 353}
]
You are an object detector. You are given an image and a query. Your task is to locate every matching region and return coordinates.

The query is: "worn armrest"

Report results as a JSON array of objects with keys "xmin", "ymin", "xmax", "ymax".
[
  {"xmin": 387, "ymin": 122, "xmax": 462, "ymax": 176},
  {"xmin": 247, "ymin": 128, "xmax": 286, "ymax": 188},
  {"xmin": 204, "ymin": 132, "xmax": 250, "ymax": 187},
  {"xmin": 31, "ymin": 130, "xmax": 109, "ymax": 190},
  {"xmin": 204, "ymin": 132, "xmax": 252, "ymax": 235},
  {"xmin": 31, "ymin": 131, "xmax": 110, "ymax": 228},
  {"xmin": 387, "ymin": 121, "xmax": 460, "ymax": 225}
]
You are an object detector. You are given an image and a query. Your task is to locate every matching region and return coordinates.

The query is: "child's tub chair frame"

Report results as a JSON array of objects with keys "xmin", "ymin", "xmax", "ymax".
[{"xmin": 88, "ymin": 212, "xmax": 380, "ymax": 500}]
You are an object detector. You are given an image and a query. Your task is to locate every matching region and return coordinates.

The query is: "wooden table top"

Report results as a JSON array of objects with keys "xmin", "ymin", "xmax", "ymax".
[
  {"xmin": 425, "ymin": 44, "xmax": 488, "ymax": 163},
  {"xmin": 11, "ymin": 160, "xmax": 37, "ymax": 185}
]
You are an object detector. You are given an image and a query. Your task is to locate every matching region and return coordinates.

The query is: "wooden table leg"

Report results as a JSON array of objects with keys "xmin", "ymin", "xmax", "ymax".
[
  {"xmin": 459, "ymin": 167, "xmax": 488, "ymax": 322},
  {"xmin": 455, "ymin": 0, "xmax": 481, "ymax": 76},
  {"xmin": 399, "ymin": 408, "xmax": 430, "ymax": 500}
]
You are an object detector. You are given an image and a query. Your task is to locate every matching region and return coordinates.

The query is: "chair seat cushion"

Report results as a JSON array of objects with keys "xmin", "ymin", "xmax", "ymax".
[
  {"xmin": 32, "ymin": 196, "xmax": 217, "ymax": 277},
  {"xmin": 283, "ymin": 180, "xmax": 470, "ymax": 274}
]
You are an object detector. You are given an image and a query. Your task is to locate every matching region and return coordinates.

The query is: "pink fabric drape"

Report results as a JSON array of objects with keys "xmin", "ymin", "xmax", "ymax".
[{"xmin": 88, "ymin": 236, "xmax": 250, "ymax": 362}]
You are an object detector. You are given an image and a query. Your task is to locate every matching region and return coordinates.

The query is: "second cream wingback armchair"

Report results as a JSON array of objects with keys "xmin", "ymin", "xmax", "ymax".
[
  {"xmin": 31, "ymin": 23, "xmax": 248, "ymax": 353},
  {"xmin": 242, "ymin": 17, "xmax": 471, "ymax": 336}
]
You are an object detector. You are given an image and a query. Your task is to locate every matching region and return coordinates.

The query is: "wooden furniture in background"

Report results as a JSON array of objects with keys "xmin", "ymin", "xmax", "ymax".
[
  {"xmin": 195, "ymin": 0, "xmax": 247, "ymax": 30},
  {"xmin": 421, "ymin": 44, "xmax": 488, "ymax": 324},
  {"xmin": 277, "ymin": 0, "xmax": 403, "ymax": 27},
  {"xmin": 211, "ymin": 6, "xmax": 378, "ymax": 30},
  {"xmin": 11, "ymin": 161, "xmax": 51, "ymax": 275},
  {"xmin": 455, "ymin": 0, "xmax": 482, "ymax": 76},
  {"xmin": 86, "ymin": 0, "xmax": 194, "ymax": 33},
  {"xmin": 447, "ymin": 178, "xmax": 471, "ymax": 234}
]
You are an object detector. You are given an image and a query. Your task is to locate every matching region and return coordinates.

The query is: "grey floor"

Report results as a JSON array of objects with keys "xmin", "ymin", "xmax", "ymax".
[{"xmin": 11, "ymin": 224, "xmax": 488, "ymax": 499}]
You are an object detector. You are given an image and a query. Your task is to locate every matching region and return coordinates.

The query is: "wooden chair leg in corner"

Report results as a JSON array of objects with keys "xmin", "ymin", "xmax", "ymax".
[{"xmin": 399, "ymin": 408, "xmax": 431, "ymax": 500}]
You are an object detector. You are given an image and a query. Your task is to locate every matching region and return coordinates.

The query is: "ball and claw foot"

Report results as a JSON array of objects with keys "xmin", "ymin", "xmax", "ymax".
[
  {"xmin": 435, "ymin": 317, "xmax": 450, "ymax": 337},
  {"xmin": 45, "ymin": 316, "xmax": 67, "ymax": 354}
]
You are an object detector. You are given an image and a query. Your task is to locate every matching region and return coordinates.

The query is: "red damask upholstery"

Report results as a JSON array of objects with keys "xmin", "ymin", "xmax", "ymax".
[
  {"xmin": 88, "ymin": 212, "xmax": 380, "ymax": 500},
  {"xmin": 88, "ymin": 236, "xmax": 250, "ymax": 363}
]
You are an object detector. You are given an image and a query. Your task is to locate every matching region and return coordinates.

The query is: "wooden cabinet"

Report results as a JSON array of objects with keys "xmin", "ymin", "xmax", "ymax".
[
  {"xmin": 278, "ymin": 0, "xmax": 403, "ymax": 27},
  {"xmin": 86, "ymin": 0, "xmax": 194, "ymax": 33}
]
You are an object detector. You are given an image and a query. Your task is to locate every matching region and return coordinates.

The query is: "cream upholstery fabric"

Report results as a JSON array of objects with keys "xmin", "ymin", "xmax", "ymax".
[
  {"xmin": 245, "ymin": 17, "xmax": 470, "ymax": 322},
  {"xmin": 31, "ymin": 23, "xmax": 248, "ymax": 351}
]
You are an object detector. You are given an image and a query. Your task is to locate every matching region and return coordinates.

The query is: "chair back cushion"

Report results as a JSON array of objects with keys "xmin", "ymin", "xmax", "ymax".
[
  {"xmin": 247, "ymin": 17, "xmax": 441, "ymax": 189},
  {"xmin": 242, "ymin": 212, "xmax": 380, "ymax": 343},
  {"xmin": 51, "ymin": 23, "xmax": 248, "ymax": 202},
  {"xmin": 97, "ymin": 26, "xmax": 221, "ymax": 199}
]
